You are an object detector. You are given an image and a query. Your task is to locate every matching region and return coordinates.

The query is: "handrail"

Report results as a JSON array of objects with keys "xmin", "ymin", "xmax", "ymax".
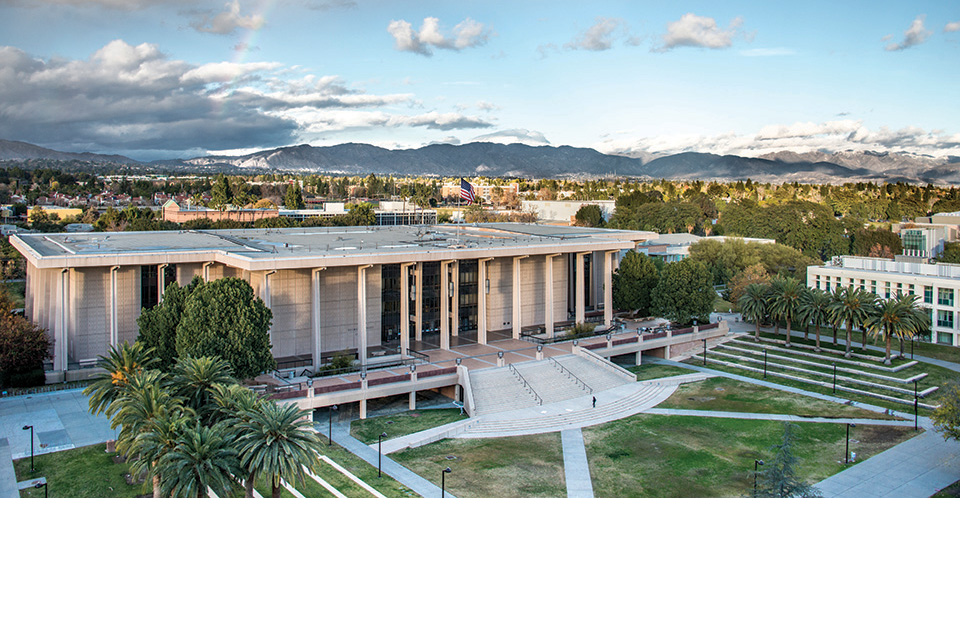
[
  {"xmin": 508, "ymin": 363, "xmax": 542, "ymax": 405},
  {"xmin": 548, "ymin": 357, "xmax": 592, "ymax": 393},
  {"xmin": 575, "ymin": 345, "xmax": 637, "ymax": 382}
]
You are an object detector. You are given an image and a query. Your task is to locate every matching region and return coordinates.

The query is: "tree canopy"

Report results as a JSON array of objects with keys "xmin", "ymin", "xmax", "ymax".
[
  {"xmin": 650, "ymin": 259, "xmax": 716, "ymax": 325},
  {"xmin": 612, "ymin": 250, "xmax": 660, "ymax": 316}
]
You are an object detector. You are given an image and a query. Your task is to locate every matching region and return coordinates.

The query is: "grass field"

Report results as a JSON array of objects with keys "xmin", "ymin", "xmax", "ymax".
[
  {"xmin": 391, "ymin": 432, "xmax": 565, "ymax": 498},
  {"xmin": 629, "ymin": 363, "xmax": 693, "ymax": 381},
  {"xmin": 14, "ymin": 445, "xmax": 147, "ymax": 498},
  {"xmin": 582, "ymin": 414, "xmax": 915, "ymax": 498},
  {"xmin": 350, "ymin": 408, "xmax": 464, "ymax": 445},
  {"xmin": 659, "ymin": 378, "xmax": 890, "ymax": 419},
  {"xmin": 753, "ymin": 327, "xmax": 960, "ymax": 364}
]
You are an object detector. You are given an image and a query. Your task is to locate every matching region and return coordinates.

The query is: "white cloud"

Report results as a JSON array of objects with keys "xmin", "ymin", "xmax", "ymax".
[
  {"xmin": 388, "ymin": 16, "xmax": 492, "ymax": 56},
  {"xmin": 944, "ymin": 21, "xmax": 960, "ymax": 33},
  {"xmin": 885, "ymin": 15, "xmax": 932, "ymax": 51},
  {"xmin": 190, "ymin": 1, "xmax": 265, "ymax": 35},
  {"xmin": 564, "ymin": 17, "xmax": 624, "ymax": 51},
  {"xmin": 598, "ymin": 119, "xmax": 960, "ymax": 158},
  {"xmin": 471, "ymin": 129, "xmax": 550, "ymax": 146},
  {"xmin": 656, "ymin": 13, "xmax": 744, "ymax": 51}
]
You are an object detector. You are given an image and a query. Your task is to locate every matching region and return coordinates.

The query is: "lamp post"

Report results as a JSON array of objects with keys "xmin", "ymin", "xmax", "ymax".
[
  {"xmin": 845, "ymin": 423, "xmax": 853, "ymax": 464},
  {"xmin": 702, "ymin": 338, "xmax": 707, "ymax": 365},
  {"xmin": 914, "ymin": 379, "xmax": 918, "ymax": 431},
  {"xmin": 22, "ymin": 425, "xmax": 34, "ymax": 472},
  {"xmin": 763, "ymin": 349, "xmax": 767, "ymax": 379},
  {"xmin": 441, "ymin": 466, "xmax": 451, "ymax": 498},
  {"xmin": 753, "ymin": 459, "xmax": 764, "ymax": 497},
  {"xmin": 328, "ymin": 405, "xmax": 338, "ymax": 446},
  {"xmin": 33, "ymin": 480, "xmax": 47, "ymax": 498},
  {"xmin": 378, "ymin": 432, "xmax": 387, "ymax": 478},
  {"xmin": 833, "ymin": 363, "xmax": 837, "ymax": 393}
]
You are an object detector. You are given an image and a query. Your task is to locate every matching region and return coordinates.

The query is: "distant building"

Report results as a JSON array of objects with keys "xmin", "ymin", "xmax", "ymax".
[
  {"xmin": 161, "ymin": 200, "xmax": 279, "ymax": 224},
  {"xmin": 520, "ymin": 200, "xmax": 616, "ymax": 225},
  {"xmin": 808, "ymin": 255, "xmax": 960, "ymax": 346},
  {"xmin": 441, "ymin": 182, "xmax": 519, "ymax": 202},
  {"xmin": 893, "ymin": 213, "xmax": 960, "ymax": 259},
  {"xmin": 636, "ymin": 234, "xmax": 775, "ymax": 263}
]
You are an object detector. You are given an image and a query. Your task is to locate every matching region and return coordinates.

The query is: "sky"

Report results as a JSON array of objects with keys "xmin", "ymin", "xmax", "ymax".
[{"xmin": 0, "ymin": 0, "xmax": 958, "ymax": 161}]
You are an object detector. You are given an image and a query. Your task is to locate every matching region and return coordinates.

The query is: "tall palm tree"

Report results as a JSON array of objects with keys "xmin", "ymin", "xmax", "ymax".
[
  {"xmin": 171, "ymin": 355, "xmax": 236, "ymax": 418},
  {"xmin": 156, "ymin": 422, "xmax": 241, "ymax": 498},
  {"xmin": 233, "ymin": 402, "xmax": 323, "ymax": 498},
  {"xmin": 208, "ymin": 382, "xmax": 263, "ymax": 428},
  {"xmin": 739, "ymin": 282, "xmax": 770, "ymax": 342},
  {"xmin": 84, "ymin": 341, "xmax": 158, "ymax": 419},
  {"xmin": 767, "ymin": 276, "xmax": 805, "ymax": 347},
  {"xmin": 111, "ymin": 369, "xmax": 172, "ymax": 452},
  {"xmin": 895, "ymin": 294, "xmax": 929, "ymax": 357},
  {"xmin": 126, "ymin": 407, "xmax": 195, "ymax": 498},
  {"xmin": 798, "ymin": 288, "xmax": 831, "ymax": 352},
  {"xmin": 865, "ymin": 295, "xmax": 916, "ymax": 364},
  {"xmin": 828, "ymin": 286, "xmax": 874, "ymax": 356}
]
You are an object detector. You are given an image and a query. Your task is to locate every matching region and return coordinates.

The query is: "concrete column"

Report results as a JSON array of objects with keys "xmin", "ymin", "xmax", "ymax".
[
  {"xmin": 109, "ymin": 266, "xmax": 120, "ymax": 347},
  {"xmin": 357, "ymin": 265, "xmax": 372, "ymax": 366},
  {"xmin": 311, "ymin": 267, "xmax": 325, "ymax": 373},
  {"xmin": 604, "ymin": 251, "xmax": 614, "ymax": 329},
  {"xmin": 636, "ymin": 349, "xmax": 642, "ymax": 366},
  {"xmin": 575, "ymin": 252, "xmax": 586, "ymax": 324},
  {"xmin": 440, "ymin": 260, "xmax": 451, "ymax": 351},
  {"xmin": 415, "ymin": 262, "xmax": 423, "ymax": 343},
  {"xmin": 158, "ymin": 263, "xmax": 168, "ymax": 301},
  {"xmin": 203, "ymin": 261, "xmax": 214, "ymax": 282},
  {"xmin": 263, "ymin": 270, "xmax": 276, "ymax": 350},
  {"xmin": 593, "ymin": 251, "xmax": 604, "ymax": 310},
  {"xmin": 451, "ymin": 261, "xmax": 460, "ymax": 337},
  {"xmin": 478, "ymin": 257, "xmax": 492, "ymax": 345},
  {"xmin": 359, "ymin": 398, "xmax": 367, "ymax": 420},
  {"xmin": 54, "ymin": 268, "xmax": 69, "ymax": 375},
  {"xmin": 409, "ymin": 391, "xmax": 416, "ymax": 410},
  {"xmin": 400, "ymin": 262, "xmax": 413, "ymax": 355},
  {"xmin": 545, "ymin": 254, "xmax": 559, "ymax": 338},
  {"xmin": 512, "ymin": 256, "xmax": 526, "ymax": 339}
]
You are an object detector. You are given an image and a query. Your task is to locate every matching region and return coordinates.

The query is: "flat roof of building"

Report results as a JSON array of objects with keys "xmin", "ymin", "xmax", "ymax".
[{"xmin": 12, "ymin": 223, "xmax": 649, "ymax": 270}]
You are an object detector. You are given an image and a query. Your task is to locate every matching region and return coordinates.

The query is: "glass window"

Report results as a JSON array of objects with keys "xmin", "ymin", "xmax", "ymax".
[
  {"xmin": 896, "ymin": 282, "xmax": 903, "ymax": 296},
  {"xmin": 904, "ymin": 229, "xmax": 925, "ymax": 256},
  {"xmin": 924, "ymin": 286, "xmax": 934, "ymax": 304},
  {"xmin": 859, "ymin": 279, "xmax": 866, "ymax": 290},
  {"xmin": 871, "ymin": 280, "xmax": 877, "ymax": 294},
  {"xmin": 938, "ymin": 310, "xmax": 954, "ymax": 329},
  {"xmin": 815, "ymin": 275, "xmax": 820, "ymax": 289},
  {"xmin": 938, "ymin": 288, "xmax": 955, "ymax": 307},
  {"xmin": 884, "ymin": 283, "xmax": 891, "ymax": 299},
  {"xmin": 937, "ymin": 332, "xmax": 954, "ymax": 346},
  {"xmin": 908, "ymin": 284, "xmax": 914, "ymax": 296}
]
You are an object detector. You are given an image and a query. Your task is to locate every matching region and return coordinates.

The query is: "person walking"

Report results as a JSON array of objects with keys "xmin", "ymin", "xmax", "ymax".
[{"xmin": 592, "ymin": 396, "xmax": 597, "ymax": 408}]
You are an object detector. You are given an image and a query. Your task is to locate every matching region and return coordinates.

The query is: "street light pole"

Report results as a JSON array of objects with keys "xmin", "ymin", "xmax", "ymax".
[
  {"xmin": 763, "ymin": 349, "xmax": 767, "ymax": 379},
  {"xmin": 753, "ymin": 459, "xmax": 764, "ymax": 497},
  {"xmin": 22, "ymin": 425, "xmax": 34, "ymax": 472},
  {"xmin": 845, "ymin": 423, "xmax": 853, "ymax": 464},
  {"xmin": 702, "ymin": 338, "xmax": 707, "ymax": 365},
  {"xmin": 833, "ymin": 363, "xmax": 837, "ymax": 393},
  {"xmin": 442, "ymin": 466, "xmax": 451, "ymax": 498},
  {"xmin": 914, "ymin": 380, "xmax": 918, "ymax": 431},
  {"xmin": 378, "ymin": 432, "xmax": 387, "ymax": 478}
]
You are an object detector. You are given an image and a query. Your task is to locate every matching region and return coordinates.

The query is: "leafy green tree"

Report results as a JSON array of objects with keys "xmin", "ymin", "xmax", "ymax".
[
  {"xmin": 754, "ymin": 423, "xmax": 822, "ymax": 498},
  {"xmin": 650, "ymin": 259, "xmax": 716, "ymax": 325},
  {"xmin": 234, "ymin": 402, "xmax": 323, "ymax": 498},
  {"xmin": 0, "ymin": 311, "xmax": 49, "ymax": 387},
  {"xmin": 612, "ymin": 250, "xmax": 660, "ymax": 315},
  {"xmin": 932, "ymin": 382, "xmax": 960, "ymax": 442},
  {"xmin": 573, "ymin": 204, "xmax": 604, "ymax": 228},
  {"xmin": 175, "ymin": 278, "xmax": 275, "ymax": 380},
  {"xmin": 739, "ymin": 282, "xmax": 769, "ymax": 341},
  {"xmin": 137, "ymin": 280, "xmax": 195, "ymax": 371},
  {"xmin": 727, "ymin": 263, "xmax": 769, "ymax": 308},
  {"xmin": 209, "ymin": 174, "xmax": 233, "ymax": 212},
  {"xmin": 156, "ymin": 422, "xmax": 241, "ymax": 498},
  {"xmin": 284, "ymin": 182, "xmax": 305, "ymax": 210},
  {"xmin": 767, "ymin": 276, "xmax": 805, "ymax": 346},
  {"xmin": 939, "ymin": 242, "xmax": 960, "ymax": 264}
]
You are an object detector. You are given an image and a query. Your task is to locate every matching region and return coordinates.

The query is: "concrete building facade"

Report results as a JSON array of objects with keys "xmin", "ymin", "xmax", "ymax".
[
  {"xmin": 11, "ymin": 224, "xmax": 646, "ymax": 382},
  {"xmin": 807, "ymin": 256, "xmax": 960, "ymax": 346}
]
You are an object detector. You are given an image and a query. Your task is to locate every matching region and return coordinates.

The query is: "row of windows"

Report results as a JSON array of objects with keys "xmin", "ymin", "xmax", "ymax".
[{"xmin": 813, "ymin": 275, "xmax": 957, "ymax": 306}]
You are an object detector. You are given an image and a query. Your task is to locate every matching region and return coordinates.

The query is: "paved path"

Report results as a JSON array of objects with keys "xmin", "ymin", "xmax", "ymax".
[
  {"xmin": 0, "ymin": 439, "xmax": 16, "ymax": 498},
  {"xmin": 328, "ymin": 422, "xmax": 454, "ymax": 499},
  {"xmin": 652, "ymin": 355, "xmax": 960, "ymax": 497},
  {"xmin": 560, "ymin": 428, "xmax": 594, "ymax": 498},
  {"xmin": 643, "ymin": 407, "xmax": 913, "ymax": 427}
]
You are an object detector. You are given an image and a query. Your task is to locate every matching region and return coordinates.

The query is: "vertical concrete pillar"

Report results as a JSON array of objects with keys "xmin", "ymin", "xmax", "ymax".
[
  {"xmin": 158, "ymin": 263, "xmax": 168, "ymax": 301},
  {"xmin": 512, "ymin": 256, "xmax": 526, "ymax": 340},
  {"xmin": 311, "ymin": 267, "xmax": 325, "ymax": 373},
  {"xmin": 262, "ymin": 270, "xmax": 276, "ymax": 350},
  {"xmin": 203, "ymin": 261, "xmax": 214, "ymax": 282},
  {"xmin": 415, "ymin": 262, "xmax": 423, "ymax": 343},
  {"xmin": 400, "ymin": 262, "xmax": 413, "ymax": 355},
  {"xmin": 54, "ymin": 268, "xmax": 69, "ymax": 375},
  {"xmin": 478, "ymin": 257, "xmax": 492, "ymax": 345},
  {"xmin": 604, "ymin": 251, "xmax": 614, "ymax": 329},
  {"xmin": 575, "ymin": 252, "xmax": 586, "ymax": 324},
  {"xmin": 409, "ymin": 391, "xmax": 417, "ymax": 410},
  {"xmin": 545, "ymin": 254, "xmax": 559, "ymax": 338},
  {"xmin": 357, "ymin": 265, "xmax": 371, "ymax": 366},
  {"xmin": 440, "ymin": 260, "xmax": 451, "ymax": 351},
  {"xmin": 636, "ymin": 349, "xmax": 642, "ymax": 366},
  {"xmin": 451, "ymin": 260, "xmax": 460, "ymax": 338},
  {"xmin": 109, "ymin": 266, "xmax": 119, "ymax": 347},
  {"xmin": 359, "ymin": 399, "xmax": 367, "ymax": 420}
]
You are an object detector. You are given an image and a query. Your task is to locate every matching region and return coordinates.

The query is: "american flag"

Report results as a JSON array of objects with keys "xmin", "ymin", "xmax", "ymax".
[{"xmin": 460, "ymin": 178, "xmax": 475, "ymax": 204}]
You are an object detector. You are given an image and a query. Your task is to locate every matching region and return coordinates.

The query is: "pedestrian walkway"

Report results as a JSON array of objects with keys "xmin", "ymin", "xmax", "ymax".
[
  {"xmin": 560, "ymin": 428, "xmax": 594, "ymax": 498},
  {"xmin": 643, "ymin": 407, "xmax": 913, "ymax": 427},
  {"xmin": 0, "ymin": 439, "xmax": 17, "ymax": 499},
  {"xmin": 328, "ymin": 422, "xmax": 454, "ymax": 499}
]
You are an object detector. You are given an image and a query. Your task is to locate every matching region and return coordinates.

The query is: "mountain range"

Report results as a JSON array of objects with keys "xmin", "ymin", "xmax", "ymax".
[{"xmin": 2, "ymin": 139, "xmax": 960, "ymax": 185}]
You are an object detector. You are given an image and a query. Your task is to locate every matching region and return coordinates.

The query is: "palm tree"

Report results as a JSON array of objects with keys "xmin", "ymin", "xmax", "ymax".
[
  {"xmin": 111, "ymin": 369, "xmax": 172, "ymax": 452},
  {"xmin": 208, "ymin": 382, "xmax": 263, "ymax": 428},
  {"xmin": 739, "ymin": 283, "xmax": 769, "ymax": 342},
  {"xmin": 233, "ymin": 402, "xmax": 323, "ymax": 498},
  {"xmin": 171, "ymin": 355, "xmax": 236, "ymax": 418},
  {"xmin": 156, "ymin": 422, "xmax": 241, "ymax": 498},
  {"xmin": 767, "ymin": 276, "xmax": 805, "ymax": 347},
  {"xmin": 865, "ymin": 295, "xmax": 916, "ymax": 364},
  {"xmin": 798, "ymin": 288, "xmax": 831, "ymax": 352},
  {"xmin": 828, "ymin": 286, "xmax": 874, "ymax": 356},
  {"xmin": 84, "ymin": 341, "xmax": 158, "ymax": 419},
  {"xmin": 126, "ymin": 407, "xmax": 194, "ymax": 498},
  {"xmin": 895, "ymin": 294, "xmax": 929, "ymax": 357}
]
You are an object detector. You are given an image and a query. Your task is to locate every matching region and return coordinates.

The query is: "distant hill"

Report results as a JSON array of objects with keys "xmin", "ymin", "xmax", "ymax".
[{"xmin": 3, "ymin": 138, "xmax": 960, "ymax": 185}]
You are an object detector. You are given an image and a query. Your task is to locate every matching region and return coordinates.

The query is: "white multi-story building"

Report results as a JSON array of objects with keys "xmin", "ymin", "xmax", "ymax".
[{"xmin": 807, "ymin": 256, "xmax": 960, "ymax": 346}]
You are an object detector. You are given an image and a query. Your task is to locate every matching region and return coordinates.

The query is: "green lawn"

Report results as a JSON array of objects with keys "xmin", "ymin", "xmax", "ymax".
[
  {"xmin": 582, "ymin": 414, "xmax": 915, "ymax": 498},
  {"xmin": 659, "ymin": 378, "xmax": 889, "ymax": 419},
  {"xmin": 629, "ymin": 363, "xmax": 693, "ymax": 381},
  {"xmin": 317, "ymin": 439, "xmax": 420, "ymax": 498},
  {"xmin": 391, "ymin": 432, "xmax": 565, "ymax": 498},
  {"xmin": 714, "ymin": 298, "xmax": 733, "ymax": 313},
  {"xmin": 350, "ymin": 408, "xmax": 465, "ymax": 444},
  {"xmin": 14, "ymin": 445, "xmax": 148, "ymax": 498},
  {"xmin": 932, "ymin": 479, "xmax": 960, "ymax": 498},
  {"xmin": 755, "ymin": 327, "xmax": 960, "ymax": 364}
]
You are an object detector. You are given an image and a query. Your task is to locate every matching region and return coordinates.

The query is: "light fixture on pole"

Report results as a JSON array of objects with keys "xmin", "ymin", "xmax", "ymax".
[
  {"xmin": 22, "ymin": 425, "xmax": 34, "ymax": 472},
  {"xmin": 753, "ymin": 459, "xmax": 764, "ymax": 497},
  {"xmin": 845, "ymin": 423, "xmax": 854, "ymax": 464},
  {"xmin": 441, "ymin": 467, "xmax": 451, "ymax": 498},
  {"xmin": 914, "ymin": 379, "xmax": 919, "ymax": 431},
  {"xmin": 702, "ymin": 338, "xmax": 707, "ymax": 365},
  {"xmin": 33, "ymin": 481, "xmax": 47, "ymax": 498},
  {"xmin": 378, "ymin": 432, "xmax": 387, "ymax": 478}
]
